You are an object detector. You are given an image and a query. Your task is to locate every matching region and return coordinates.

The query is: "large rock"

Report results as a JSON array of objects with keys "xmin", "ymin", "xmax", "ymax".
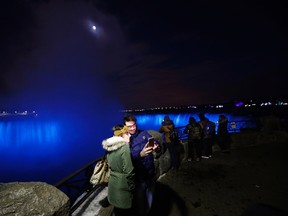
[
  {"xmin": 154, "ymin": 147, "xmax": 171, "ymax": 178},
  {"xmin": 0, "ymin": 182, "xmax": 70, "ymax": 216}
]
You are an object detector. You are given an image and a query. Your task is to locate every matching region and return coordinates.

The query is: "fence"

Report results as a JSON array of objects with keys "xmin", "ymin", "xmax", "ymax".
[{"xmin": 54, "ymin": 157, "xmax": 105, "ymax": 213}]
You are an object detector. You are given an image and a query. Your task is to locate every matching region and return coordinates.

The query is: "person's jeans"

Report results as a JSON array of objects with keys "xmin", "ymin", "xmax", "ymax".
[
  {"xmin": 166, "ymin": 142, "xmax": 179, "ymax": 169},
  {"xmin": 188, "ymin": 139, "xmax": 202, "ymax": 159},
  {"xmin": 133, "ymin": 179, "xmax": 155, "ymax": 216}
]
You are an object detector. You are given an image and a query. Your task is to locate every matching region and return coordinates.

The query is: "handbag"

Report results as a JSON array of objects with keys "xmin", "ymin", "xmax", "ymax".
[{"xmin": 90, "ymin": 155, "xmax": 110, "ymax": 185}]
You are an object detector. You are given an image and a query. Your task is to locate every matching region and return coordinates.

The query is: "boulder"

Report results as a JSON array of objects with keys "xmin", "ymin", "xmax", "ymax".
[
  {"xmin": 148, "ymin": 130, "xmax": 171, "ymax": 178},
  {"xmin": 0, "ymin": 182, "xmax": 70, "ymax": 216}
]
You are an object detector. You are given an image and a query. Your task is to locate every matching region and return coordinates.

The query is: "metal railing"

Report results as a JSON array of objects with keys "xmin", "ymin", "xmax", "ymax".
[
  {"xmin": 176, "ymin": 119, "xmax": 261, "ymax": 140},
  {"xmin": 54, "ymin": 157, "xmax": 106, "ymax": 213}
]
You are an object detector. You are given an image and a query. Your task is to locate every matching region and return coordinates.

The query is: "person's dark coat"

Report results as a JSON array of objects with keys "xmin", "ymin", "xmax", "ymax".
[{"xmin": 130, "ymin": 130, "xmax": 155, "ymax": 180}]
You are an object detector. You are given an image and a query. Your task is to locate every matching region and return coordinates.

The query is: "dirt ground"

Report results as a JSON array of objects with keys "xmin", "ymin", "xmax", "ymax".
[{"xmin": 148, "ymin": 142, "xmax": 288, "ymax": 216}]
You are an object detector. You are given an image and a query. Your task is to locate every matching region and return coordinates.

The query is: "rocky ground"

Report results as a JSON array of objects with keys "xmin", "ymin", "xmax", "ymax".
[{"xmin": 148, "ymin": 142, "xmax": 288, "ymax": 216}]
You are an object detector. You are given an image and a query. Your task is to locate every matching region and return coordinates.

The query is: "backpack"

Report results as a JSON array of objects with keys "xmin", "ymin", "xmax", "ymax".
[
  {"xmin": 185, "ymin": 124, "xmax": 202, "ymax": 140},
  {"xmin": 169, "ymin": 128, "xmax": 179, "ymax": 142},
  {"xmin": 191, "ymin": 124, "xmax": 202, "ymax": 140},
  {"xmin": 204, "ymin": 121, "xmax": 216, "ymax": 137}
]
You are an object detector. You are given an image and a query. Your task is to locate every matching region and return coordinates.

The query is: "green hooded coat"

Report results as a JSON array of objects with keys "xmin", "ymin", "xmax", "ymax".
[{"xmin": 102, "ymin": 136, "xmax": 135, "ymax": 209}]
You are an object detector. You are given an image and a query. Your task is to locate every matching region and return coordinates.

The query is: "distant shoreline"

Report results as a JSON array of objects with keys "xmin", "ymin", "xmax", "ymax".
[
  {"xmin": 123, "ymin": 99, "xmax": 288, "ymax": 116},
  {"xmin": 127, "ymin": 105, "xmax": 288, "ymax": 118}
]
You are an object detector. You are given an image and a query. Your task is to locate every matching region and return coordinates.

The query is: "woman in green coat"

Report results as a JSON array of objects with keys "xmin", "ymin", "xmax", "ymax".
[{"xmin": 102, "ymin": 125, "xmax": 135, "ymax": 216}]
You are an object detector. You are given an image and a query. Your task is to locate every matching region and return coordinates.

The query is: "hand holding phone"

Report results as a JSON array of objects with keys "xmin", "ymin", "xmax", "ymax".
[{"xmin": 148, "ymin": 137, "xmax": 155, "ymax": 148}]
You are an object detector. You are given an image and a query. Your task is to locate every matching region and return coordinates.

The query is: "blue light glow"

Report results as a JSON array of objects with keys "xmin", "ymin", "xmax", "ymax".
[
  {"xmin": 134, "ymin": 113, "xmax": 251, "ymax": 132},
  {"xmin": 0, "ymin": 120, "xmax": 61, "ymax": 148}
]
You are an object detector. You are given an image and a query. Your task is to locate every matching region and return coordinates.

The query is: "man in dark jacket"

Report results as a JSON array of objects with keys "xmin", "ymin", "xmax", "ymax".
[{"xmin": 123, "ymin": 114, "xmax": 159, "ymax": 216}]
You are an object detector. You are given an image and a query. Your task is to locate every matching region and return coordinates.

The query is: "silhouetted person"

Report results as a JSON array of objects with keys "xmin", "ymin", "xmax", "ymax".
[
  {"xmin": 159, "ymin": 115, "xmax": 179, "ymax": 170},
  {"xmin": 184, "ymin": 117, "xmax": 203, "ymax": 161},
  {"xmin": 198, "ymin": 113, "xmax": 215, "ymax": 158},
  {"xmin": 217, "ymin": 114, "xmax": 231, "ymax": 153}
]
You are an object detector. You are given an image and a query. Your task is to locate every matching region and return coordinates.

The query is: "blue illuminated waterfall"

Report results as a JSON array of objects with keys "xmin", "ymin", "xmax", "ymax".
[
  {"xmin": 134, "ymin": 113, "xmax": 250, "ymax": 131},
  {"xmin": 0, "ymin": 120, "xmax": 60, "ymax": 148},
  {"xmin": 0, "ymin": 111, "xmax": 251, "ymax": 184}
]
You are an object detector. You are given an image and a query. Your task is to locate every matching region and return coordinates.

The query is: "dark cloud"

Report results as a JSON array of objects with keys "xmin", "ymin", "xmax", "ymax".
[{"xmin": 101, "ymin": 0, "xmax": 288, "ymax": 108}]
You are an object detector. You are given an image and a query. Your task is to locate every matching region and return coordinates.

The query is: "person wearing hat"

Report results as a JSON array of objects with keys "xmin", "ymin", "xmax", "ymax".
[{"xmin": 102, "ymin": 124, "xmax": 135, "ymax": 216}]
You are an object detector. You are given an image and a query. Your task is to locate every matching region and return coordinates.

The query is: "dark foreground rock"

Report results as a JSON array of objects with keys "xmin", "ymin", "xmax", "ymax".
[{"xmin": 0, "ymin": 182, "xmax": 70, "ymax": 216}]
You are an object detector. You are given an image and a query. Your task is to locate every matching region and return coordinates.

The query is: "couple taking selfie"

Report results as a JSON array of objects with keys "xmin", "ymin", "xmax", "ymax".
[{"xmin": 102, "ymin": 114, "xmax": 160, "ymax": 216}]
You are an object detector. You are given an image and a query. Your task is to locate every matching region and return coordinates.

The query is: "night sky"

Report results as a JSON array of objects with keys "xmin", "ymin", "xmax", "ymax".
[{"xmin": 1, "ymin": 0, "xmax": 287, "ymax": 111}]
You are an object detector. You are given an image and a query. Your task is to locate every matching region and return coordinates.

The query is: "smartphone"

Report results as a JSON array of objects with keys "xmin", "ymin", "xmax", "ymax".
[{"xmin": 148, "ymin": 137, "xmax": 154, "ymax": 147}]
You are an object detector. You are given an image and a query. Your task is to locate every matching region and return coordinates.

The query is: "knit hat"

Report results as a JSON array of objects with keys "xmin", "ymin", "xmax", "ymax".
[{"xmin": 114, "ymin": 125, "xmax": 129, "ymax": 136}]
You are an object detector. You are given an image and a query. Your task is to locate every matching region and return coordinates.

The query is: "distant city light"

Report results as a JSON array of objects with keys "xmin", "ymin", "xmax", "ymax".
[
  {"xmin": 120, "ymin": 99, "xmax": 288, "ymax": 113},
  {"xmin": 235, "ymin": 101, "xmax": 244, "ymax": 107},
  {"xmin": 0, "ymin": 110, "xmax": 38, "ymax": 117}
]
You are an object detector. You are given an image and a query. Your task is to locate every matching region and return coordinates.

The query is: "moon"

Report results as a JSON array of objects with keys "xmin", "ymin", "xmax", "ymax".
[{"xmin": 92, "ymin": 25, "xmax": 96, "ymax": 31}]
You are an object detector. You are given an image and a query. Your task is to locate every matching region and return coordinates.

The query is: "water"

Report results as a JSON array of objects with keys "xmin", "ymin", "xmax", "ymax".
[
  {"xmin": 0, "ymin": 111, "xmax": 121, "ymax": 185},
  {"xmin": 0, "ymin": 111, "xmax": 253, "ymax": 184},
  {"xmin": 134, "ymin": 112, "xmax": 253, "ymax": 132}
]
